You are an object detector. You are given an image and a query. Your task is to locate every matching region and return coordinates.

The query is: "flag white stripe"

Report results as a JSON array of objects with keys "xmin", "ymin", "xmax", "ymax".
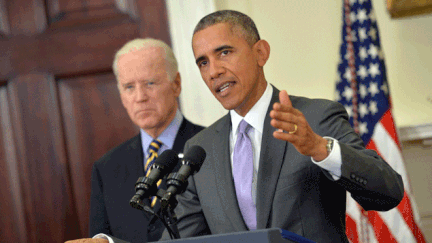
[
  {"xmin": 366, "ymin": 224, "xmax": 379, "ymax": 243},
  {"xmin": 346, "ymin": 195, "xmax": 361, "ymax": 221},
  {"xmin": 378, "ymin": 209, "xmax": 416, "ymax": 242},
  {"xmin": 346, "ymin": 195, "xmax": 379, "ymax": 243}
]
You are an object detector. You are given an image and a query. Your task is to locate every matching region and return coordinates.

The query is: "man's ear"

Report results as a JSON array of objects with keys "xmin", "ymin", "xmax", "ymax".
[
  {"xmin": 172, "ymin": 72, "xmax": 182, "ymax": 97},
  {"xmin": 253, "ymin": 40, "xmax": 270, "ymax": 67}
]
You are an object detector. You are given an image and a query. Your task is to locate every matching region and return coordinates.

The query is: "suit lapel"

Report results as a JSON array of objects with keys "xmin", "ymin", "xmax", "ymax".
[
  {"xmin": 172, "ymin": 119, "xmax": 189, "ymax": 154},
  {"xmin": 213, "ymin": 114, "xmax": 249, "ymax": 231},
  {"xmin": 128, "ymin": 134, "xmax": 145, "ymax": 175},
  {"xmin": 256, "ymin": 87, "xmax": 288, "ymax": 229}
]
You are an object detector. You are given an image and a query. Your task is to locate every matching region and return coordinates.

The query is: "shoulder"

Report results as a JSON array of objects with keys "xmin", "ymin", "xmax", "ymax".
[
  {"xmin": 182, "ymin": 118, "xmax": 206, "ymax": 135},
  {"xmin": 186, "ymin": 113, "xmax": 230, "ymax": 144},
  {"xmin": 290, "ymin": 95, "xmax": 343, "ymax": 111},
  {"xmin": 271, "ymin": 84, "xmax": 344, "ymax": 114},
  {"xmin": 93, "ymin": 134, "xmax": 141, "ymax": 169},
  {"xmin": 289, "ymin": 95, "xmax": 347, "ymax": 120}
]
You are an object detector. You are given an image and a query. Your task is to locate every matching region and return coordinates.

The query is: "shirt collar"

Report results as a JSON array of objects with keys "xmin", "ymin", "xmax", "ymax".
[
  {"xmin": 140, "ymin": 109, "xmax": 183, "ymax": 154},
  {"xmin": 230, "ymin": 82, "xmax": 273, "ymax": 134}
]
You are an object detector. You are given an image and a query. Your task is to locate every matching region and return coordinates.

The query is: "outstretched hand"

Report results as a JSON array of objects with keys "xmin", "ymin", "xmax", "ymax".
[{"xmin": 270, "ymin": 90, "xmax": 328, "ymax": 161}]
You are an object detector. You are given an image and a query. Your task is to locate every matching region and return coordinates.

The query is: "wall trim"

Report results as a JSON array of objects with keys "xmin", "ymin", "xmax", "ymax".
[{"xmin": 398, "ymin": 123, "xmax": 432, "ymax": 142}]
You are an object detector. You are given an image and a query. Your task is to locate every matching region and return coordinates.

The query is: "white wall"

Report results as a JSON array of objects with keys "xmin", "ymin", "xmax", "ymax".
[{"xmin": 214, "ymin": 0, "xmax": 432, "ymax": 128}]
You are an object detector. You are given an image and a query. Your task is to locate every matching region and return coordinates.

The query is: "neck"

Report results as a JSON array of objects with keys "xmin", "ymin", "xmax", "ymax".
[{"xmin": 235, "ymin": 78, "xmax": 267, "ymax": 117}]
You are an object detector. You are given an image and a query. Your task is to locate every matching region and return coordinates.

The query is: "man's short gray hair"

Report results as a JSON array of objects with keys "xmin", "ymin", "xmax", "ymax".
[
  {"xmin": 193, "ymin": 10, "xmax": 260, "ymax": 46},
  {"xmin": 112, "ymin": 38, "xmax": 178, "ymax": 81}
]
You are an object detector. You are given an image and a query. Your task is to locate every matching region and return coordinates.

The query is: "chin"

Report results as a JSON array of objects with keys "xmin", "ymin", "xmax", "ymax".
[
  {"xmin": 219, "ymin": 99, "xmax": 241, "ymax": 111},
  {"xmin": 136, "ymin": 120, "xmax": 157, "ymax": 130},
  {"xmin": 220, "ymin": 103, "xmax": 235, "ymax": 111}
]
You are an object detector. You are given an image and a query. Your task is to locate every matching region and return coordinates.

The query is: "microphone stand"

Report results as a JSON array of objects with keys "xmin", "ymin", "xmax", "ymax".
[
  {"xmin": 159, "ymin": 188, "xmax": 180, "ymax": 240},
  {"xmin": 130, "ymin": 172, "xmax": 191, "ymax": 240},
  {"xmin": 159, "ymin": 171, "xmax": 191, "ymax": 240},
  {"xmin": 130, "ymin": 177, "xmax": 180, "ymax": 239}
]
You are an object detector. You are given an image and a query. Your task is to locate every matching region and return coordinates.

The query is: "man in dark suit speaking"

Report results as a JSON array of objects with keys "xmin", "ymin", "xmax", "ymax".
[
  {"xmin": 158, "ymin": 10, "xmax": 404, "ymax": 242},
  {"xmin": 88, "ymin": 38, "xmax": 204, "ymax": 243}
]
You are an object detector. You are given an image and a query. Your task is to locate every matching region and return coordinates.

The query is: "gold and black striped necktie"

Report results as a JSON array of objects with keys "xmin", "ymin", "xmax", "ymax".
[{"xmin": 145, "ymin": 139, "xmax": 163, "ymax": 207}]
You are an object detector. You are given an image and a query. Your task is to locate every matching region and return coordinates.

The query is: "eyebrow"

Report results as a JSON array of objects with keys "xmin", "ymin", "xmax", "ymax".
[
  {"xmin": 195, "ymin": 45, "xmax": 234, "ymax": 65},
  {"xmin": 215, "ymin": 45, "xmax": 233, "ymax": 53}
]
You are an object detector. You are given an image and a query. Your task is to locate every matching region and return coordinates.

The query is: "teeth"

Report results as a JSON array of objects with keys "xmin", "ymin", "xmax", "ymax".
[{"xmin": 219, "ymin": 83, "xmax": 230, "ymax": 92}]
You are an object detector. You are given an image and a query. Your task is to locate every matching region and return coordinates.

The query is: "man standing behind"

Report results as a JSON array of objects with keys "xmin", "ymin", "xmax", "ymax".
[{"xmin": 89, "ymin": 38, "xmax": 204, "ymax": 243}]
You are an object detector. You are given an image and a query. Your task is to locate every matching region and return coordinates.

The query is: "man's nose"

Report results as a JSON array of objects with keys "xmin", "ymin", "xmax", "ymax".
[
  {"xmin": 135, "ymin": 86, "xmax": 148, "ymax": 101},
  {"xmin": 209, "ymin": 60, "xmax": 225, "ymax": 80}
]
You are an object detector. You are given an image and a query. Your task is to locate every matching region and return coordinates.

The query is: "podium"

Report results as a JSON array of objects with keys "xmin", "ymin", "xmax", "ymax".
[{"xmin": 159, "ymin": 228, "xmax": 315, "ymax": 243}]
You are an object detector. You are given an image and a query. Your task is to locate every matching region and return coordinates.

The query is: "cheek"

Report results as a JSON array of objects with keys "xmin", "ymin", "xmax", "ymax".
[
  {"xmin": 202, "ymin": 79, "xmax": 213, "ymax": 91},
  {"xmin": 154, "ymin": 92, "xmax": 174, "ymax": 111},
  {"xmin": 199, "ymin": 69, "xmax": 211, "ymax": 83}
]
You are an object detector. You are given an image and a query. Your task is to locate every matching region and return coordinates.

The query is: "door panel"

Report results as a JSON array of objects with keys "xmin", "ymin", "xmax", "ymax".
[
  {"xmin": 0, "ymin": 0, "xmax": 170, "ymax": 242},
  {"xmin": 58, "ymin": 73, "xmax": 138, "ymax": 236},
  {"xmin": 0, "ymin": 85, "xmax": 27, "ymax": 243}
]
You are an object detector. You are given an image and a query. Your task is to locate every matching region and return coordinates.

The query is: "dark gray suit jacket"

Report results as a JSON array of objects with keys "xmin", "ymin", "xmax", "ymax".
[
  {"xmin": 160, "ymin": 87, "xmax": 403, "ymax": 243},
  {"xmin": 89, "ymin": 118, "xmax": 204, "ymax": 243}
]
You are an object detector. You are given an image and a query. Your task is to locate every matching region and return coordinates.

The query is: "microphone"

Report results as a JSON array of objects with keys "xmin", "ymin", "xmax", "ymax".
[
  {"xmin": 130, "ymin": 149, "xmax": 179, "ymax": 210},
  {"xmin": 161, "ymin": 145, "xmax": 206, "ymax": 208}
]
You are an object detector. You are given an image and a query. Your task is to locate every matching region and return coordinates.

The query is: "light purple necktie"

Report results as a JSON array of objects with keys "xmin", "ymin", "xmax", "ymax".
[{"xmin": 233, "ymin": 120, "xmax": 257, "ymax": 230}]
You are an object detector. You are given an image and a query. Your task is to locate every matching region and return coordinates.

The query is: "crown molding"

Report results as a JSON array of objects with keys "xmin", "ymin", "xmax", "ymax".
[
  {"xmin": 398, "ymin": 123, "xmax": 432, "ymax": 142},
  {"xmin": 387, "ymin": 0, "xmax": 432, "ymax": 19}
]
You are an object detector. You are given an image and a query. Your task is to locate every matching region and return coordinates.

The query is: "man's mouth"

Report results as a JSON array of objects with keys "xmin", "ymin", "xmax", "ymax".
[
  {"xmin": 136, "ymin": 109, "xmax": 152, "ymax": 115},
  {"xmin": 216, "ymin": 82, "xmax": 235, "ymax": 93}
]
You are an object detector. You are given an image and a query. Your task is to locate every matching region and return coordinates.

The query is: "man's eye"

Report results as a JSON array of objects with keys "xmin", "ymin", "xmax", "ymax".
[
  {"xmin": 221, "ymin": 50, "xmax": 230, "ymax": 56},
  {"xmin": 125, "ymin": 85, "xmax": 134, "ymax": 90},
  {"xmin": 199, "ymin": 61, "xmax": 208, "ymax": 67},
  {"xmin": 146, "ymin": 82, "xmax": 156, "ymax": 86}
]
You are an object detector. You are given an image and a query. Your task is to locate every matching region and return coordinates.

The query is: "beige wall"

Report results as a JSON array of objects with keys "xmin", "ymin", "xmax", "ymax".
[
  {"xmin": 215, "ymin": 0, "xmax": 432, "ymax": 128},
  {"xmin": 214, "ymin": 0, "xmax": 432, "ymax": 241},
  {"xmin": 401, "ymin": 140, "xmax": 432, "ymax": 240}
]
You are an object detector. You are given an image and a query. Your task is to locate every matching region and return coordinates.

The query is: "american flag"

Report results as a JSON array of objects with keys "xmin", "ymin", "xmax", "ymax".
[{"xmin": 335, "ymin": 0, "xmax": 426, "ymax": 242}]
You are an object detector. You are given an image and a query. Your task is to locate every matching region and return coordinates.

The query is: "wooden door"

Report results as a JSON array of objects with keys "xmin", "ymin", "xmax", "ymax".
[{"xmin": 0, "ymin": 0, "xmax": 171, "ymax": 242}]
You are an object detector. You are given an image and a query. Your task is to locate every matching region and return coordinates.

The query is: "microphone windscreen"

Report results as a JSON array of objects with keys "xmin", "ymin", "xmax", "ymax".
[
  {"xmin": 154, "ymin": 149, "xmax": 179, "ymax": 172},
  {"xmin": 183, "ymin": 145, "xmax": 206, "ymax": 171}
]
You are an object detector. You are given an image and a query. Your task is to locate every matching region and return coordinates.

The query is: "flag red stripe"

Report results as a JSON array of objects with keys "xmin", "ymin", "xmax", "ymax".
[
  {"xmin": 346, "ymin": 214, "xmax": 360, "ymax": 243},
  {"xmin": 367, "ymin": 211, "xmax": 397, "ymax": 242},
  {"xmin": 380, "ymin": 110, "xmax": 401, "ymax": 150},
  {"xmin": 397, "ymin": 192, "xmax": 427, "ymax": 243},
  {"xmin": 365, "ymin": 139, "xmax": 379, "ymax": 156}
]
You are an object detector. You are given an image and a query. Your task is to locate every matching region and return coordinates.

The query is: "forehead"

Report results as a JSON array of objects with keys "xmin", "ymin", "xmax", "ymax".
[
  {"xmin": 192, "ymin": 23, "xmax": 248, "ymax": 56},
  {"xmin": 117, "ymin": 47, "xmax": 167, "ymax": 79}
]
